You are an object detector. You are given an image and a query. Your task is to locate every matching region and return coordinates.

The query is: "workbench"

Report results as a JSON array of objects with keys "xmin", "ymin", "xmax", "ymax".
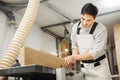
[{"xmin": 0, "ymin": 64, "xmax": 56, "ymax": 80}]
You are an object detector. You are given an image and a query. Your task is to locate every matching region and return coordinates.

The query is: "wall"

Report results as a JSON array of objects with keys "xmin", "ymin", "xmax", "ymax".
[
  {"xmin": 0, "ymin": 11, "xmax": 11, "ymax": 58},
  {"xmin": 0, "ymin": 10, "xmax": 57, "ymax": 60}
]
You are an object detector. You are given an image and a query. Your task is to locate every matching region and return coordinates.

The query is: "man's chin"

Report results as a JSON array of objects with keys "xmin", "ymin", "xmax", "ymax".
[{"xmin": 83, "ymin": 26, "xmax": 89, "ymax": 28}]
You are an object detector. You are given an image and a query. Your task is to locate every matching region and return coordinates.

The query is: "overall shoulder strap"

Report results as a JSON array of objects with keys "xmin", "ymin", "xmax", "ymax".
[
  {"xmin": 89, "ymin": 22, "xmax": 98, "ymax": 34},
  {"xmin": 77, "ymin": 22, "xmax": 81, "ymax": 34}
]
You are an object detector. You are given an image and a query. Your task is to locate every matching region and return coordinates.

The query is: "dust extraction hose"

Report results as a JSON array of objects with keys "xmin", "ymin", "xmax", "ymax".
[{"xmin": 0, "ymin": 0, "xmax": 40, "ymax": 79}]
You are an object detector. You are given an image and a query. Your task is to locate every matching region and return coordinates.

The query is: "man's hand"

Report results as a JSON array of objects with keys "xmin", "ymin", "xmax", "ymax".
[{"xmin": 64, "ymin": 55, "xmax": 77, "ymax": 68}]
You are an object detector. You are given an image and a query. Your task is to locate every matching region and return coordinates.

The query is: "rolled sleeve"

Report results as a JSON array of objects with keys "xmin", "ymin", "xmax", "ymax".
[
  {"xmin": 71, "ymin": 23, "xmax": 78, "ymax": 49},
  {"xmin": 89, "ymin": 24, "xmax": 107, "ymax": 60}
]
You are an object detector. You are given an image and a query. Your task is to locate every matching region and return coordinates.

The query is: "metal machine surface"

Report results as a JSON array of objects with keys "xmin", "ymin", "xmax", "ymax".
[{"xmin": 0, "ymin": 64, "xmax": 56, "ymax": 80}]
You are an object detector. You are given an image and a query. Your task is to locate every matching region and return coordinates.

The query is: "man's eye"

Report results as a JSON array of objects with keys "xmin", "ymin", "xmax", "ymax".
[
  {"xmin": 87, "ymin": 20, "xmax": 91, "ymax": 22},
  {"xmin": 82, "ymin": 18, "xmax": 85, "ymax": 20}
]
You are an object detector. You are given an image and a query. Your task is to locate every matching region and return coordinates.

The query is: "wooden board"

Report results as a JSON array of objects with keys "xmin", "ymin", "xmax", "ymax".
[
  {"xmin": 114, "ymin": 24, "xmax": 120, "ymax": 75},
  {"xmin": 19, "ymin": 47, "xmax": 65, "ymax": 68},
  {"xmin": 61, "ymin": 39, "xmax": 66, "ymax": 52}
]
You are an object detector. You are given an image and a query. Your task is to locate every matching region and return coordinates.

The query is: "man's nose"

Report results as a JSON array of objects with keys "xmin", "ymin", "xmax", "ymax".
[{"xmin": 83, "ymin": 21, "xmax": 87, "ymax": 25}]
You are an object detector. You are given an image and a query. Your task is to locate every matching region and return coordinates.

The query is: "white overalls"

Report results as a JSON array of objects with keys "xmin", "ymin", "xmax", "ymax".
[{"xmin": 76, "ymin": 22, "xmax": 111, "ymax": 80}]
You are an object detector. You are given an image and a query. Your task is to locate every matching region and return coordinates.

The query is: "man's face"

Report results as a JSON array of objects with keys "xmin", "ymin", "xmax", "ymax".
[{"xmin": 80, "ymin": 14, "xmax": 95, "ymax": 28}]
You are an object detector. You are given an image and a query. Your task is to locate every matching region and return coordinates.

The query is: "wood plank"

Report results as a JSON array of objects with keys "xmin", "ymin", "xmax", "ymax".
[
  {"xmin": 61, "ymin": 39, "xmax": 66, "ymax": 52},
  {"xmin": 114, "ymin": 24, "xmax": 120, "ymax": 75},
  {"xmin": 19, "ymin": 47, "xmax": 65, "ymax": 68}
]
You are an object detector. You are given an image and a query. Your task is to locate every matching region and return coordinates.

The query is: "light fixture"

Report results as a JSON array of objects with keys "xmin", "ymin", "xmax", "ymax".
[
  {"xmin": 101, "ymin": 0, "xmax": 120, "ymax": 8},
  {"xmin": 65, "ymin": 48, "xmax": 68, "ymax": 52}
]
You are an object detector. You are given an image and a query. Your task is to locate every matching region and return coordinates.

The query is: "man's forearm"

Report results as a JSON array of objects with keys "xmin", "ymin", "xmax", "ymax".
[
  {"xmin": 72, "ymin": 48, "xmax": 79, "ymax": 55},
  {"xmin": 72, "ymin": 48, "xmax": 94, "ymax": 61}
]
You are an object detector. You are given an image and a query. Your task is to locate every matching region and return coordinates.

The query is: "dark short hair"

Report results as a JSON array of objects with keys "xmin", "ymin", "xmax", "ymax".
[{"xmin": 81, "ymin": 3, "xmax": 98, "ymax": 18}]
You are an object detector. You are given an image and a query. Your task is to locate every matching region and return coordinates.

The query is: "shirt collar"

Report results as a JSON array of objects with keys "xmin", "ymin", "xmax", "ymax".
[{"xmin": 79, "ymin": 22, "xmax": 94, "ymax": 30}]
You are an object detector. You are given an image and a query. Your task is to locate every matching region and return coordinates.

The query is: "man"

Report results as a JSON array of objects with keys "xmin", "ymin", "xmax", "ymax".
[{"xmin": 64, "ymin": 3, "xmax": 111, "ymax": 80}]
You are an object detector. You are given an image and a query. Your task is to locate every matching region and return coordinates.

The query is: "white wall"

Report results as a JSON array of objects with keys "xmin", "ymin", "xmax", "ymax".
[
  {"xmin": 25, "ymin": 23, "xmax": 57, "ymax": 55},
  {"xmin": 14, "ymin": 11, "xmax": 57, "ymax": 55},
  {"xmin": 0, "ymin": 11, "xmax": 11, "ymax": 58},
  {"xmin": 0, "ymin": 10, "xmax": 57, "ymax": 60}
]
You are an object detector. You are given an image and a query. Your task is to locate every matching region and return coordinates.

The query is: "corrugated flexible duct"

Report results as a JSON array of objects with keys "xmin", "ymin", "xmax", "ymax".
[{"xmin": 0, "ymin": 0, "xmax": 40, "ymax": 79}]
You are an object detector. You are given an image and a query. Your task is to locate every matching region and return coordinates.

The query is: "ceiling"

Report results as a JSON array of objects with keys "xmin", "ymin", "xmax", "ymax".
[{"xmin": 0, "ymin": 0, "xmax": 120, "ymax": 43}]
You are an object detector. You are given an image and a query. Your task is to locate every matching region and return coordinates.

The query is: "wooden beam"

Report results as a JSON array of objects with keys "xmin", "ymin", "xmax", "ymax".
[
  {"xmin": 114, "ymin": 24, "xmax": 120, "ymax": 75},
  {"xmin": 19, "ymin": 47, "xmax": 65, "ymax": 68}
]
